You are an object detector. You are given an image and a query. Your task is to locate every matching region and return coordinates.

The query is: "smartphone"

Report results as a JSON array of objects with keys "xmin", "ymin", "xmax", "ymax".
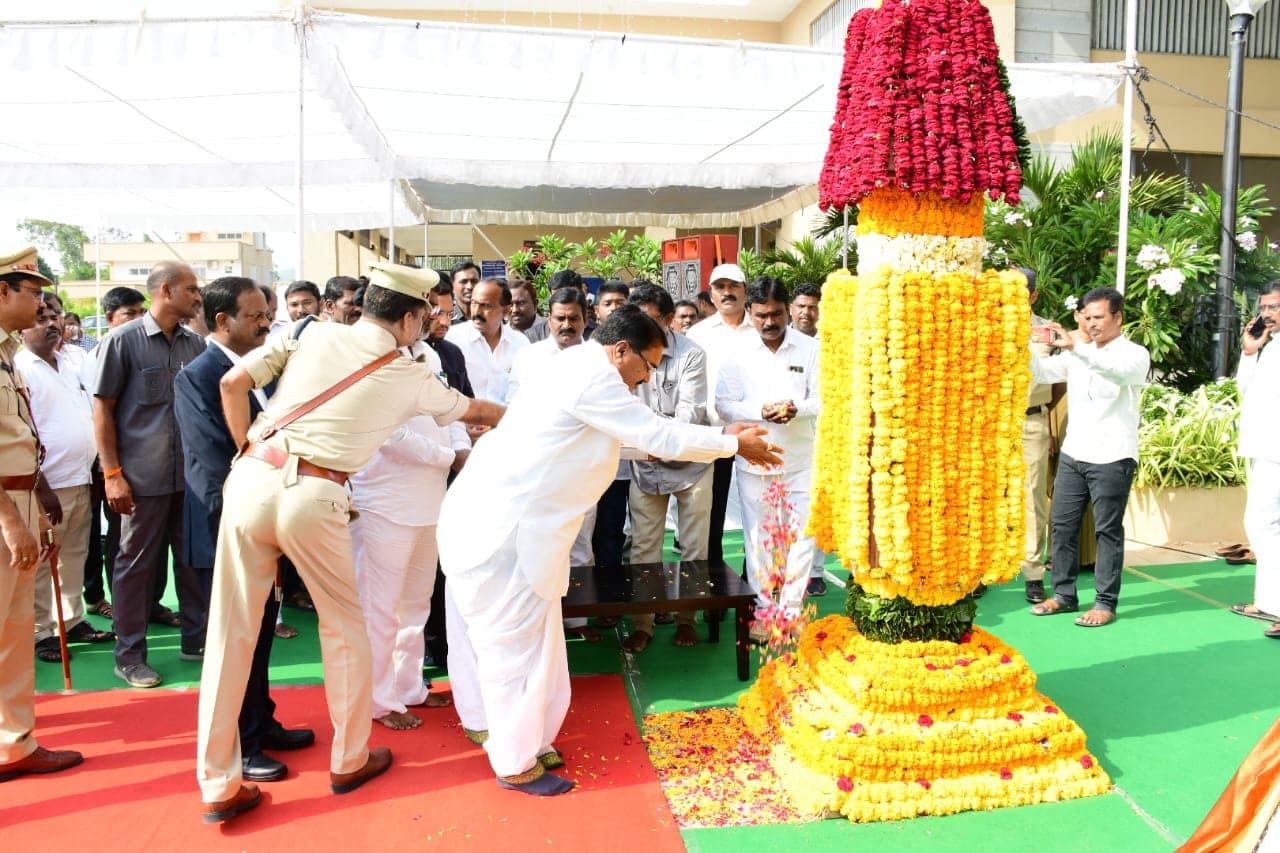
[
  {"xmin": 1248, "ymin": 316, "xmax": 1267, "ymax": 338},
  {"xmin": 1031, "ymin": 326, "xmax": 1054, "ymax": 344}
]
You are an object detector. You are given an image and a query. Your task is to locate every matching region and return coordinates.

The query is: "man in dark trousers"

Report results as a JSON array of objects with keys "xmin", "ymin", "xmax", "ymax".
[{"xmin": 174, "ymin": 277, "xmax": 315, "ymax": 783}]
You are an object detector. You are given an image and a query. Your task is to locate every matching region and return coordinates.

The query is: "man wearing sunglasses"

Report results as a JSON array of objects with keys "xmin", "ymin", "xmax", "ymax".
[{"xmin": 439, "ymin": 304, "xmax": 782, "ymax": 797}]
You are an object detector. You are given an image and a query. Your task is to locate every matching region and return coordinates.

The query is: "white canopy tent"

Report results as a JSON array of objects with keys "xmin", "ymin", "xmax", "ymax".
[{"xmin": 0, "ymin": 9, "xmax": 1123, "ymax": 245}]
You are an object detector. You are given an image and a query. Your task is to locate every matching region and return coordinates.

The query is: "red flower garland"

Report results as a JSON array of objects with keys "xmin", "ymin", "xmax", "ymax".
[{"xmin": 818, "ymin": 0, "xmax": 1022, "ymax": 211}]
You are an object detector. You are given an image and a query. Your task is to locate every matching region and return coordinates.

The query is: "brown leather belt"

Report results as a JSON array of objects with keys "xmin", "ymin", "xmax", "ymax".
[
  {"xmin": 244, "ymin": 442, "xmax": 348, "ymax": 487},
  {"xmin": 0, "ymin": 474, "xmax": 37, "ymax": 492}
]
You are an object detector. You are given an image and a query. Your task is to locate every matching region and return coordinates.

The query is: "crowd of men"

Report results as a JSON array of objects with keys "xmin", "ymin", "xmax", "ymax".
[{"xmin": 12, "ymin": 241, "xmax": 1253, "ymax": 819}]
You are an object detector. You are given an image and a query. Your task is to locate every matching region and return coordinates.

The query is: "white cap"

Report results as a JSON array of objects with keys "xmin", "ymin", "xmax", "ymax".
[{"xmin": 708, "ymin": 263, "xmax": 745, "ymax": 284}]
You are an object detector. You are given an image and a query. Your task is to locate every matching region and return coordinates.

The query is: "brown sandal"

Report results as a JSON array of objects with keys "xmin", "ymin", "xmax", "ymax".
[{"xmin": 1030, "ymin": 599, "xmax": 1077, "ymax": 616}]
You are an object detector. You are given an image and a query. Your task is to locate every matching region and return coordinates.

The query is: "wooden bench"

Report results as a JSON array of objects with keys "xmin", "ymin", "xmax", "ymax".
[{"xmin": 562, "ymin": 560, "xmax": 757, "ymax": 681}]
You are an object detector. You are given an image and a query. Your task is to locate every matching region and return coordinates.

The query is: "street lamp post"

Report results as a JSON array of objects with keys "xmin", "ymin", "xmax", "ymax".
[{"xmin": 1213, "ymin": 0, "xmax": 1270, "ymax": 378}]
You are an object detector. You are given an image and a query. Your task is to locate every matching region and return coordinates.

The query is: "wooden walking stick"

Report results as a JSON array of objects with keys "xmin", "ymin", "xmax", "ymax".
[{"xmin": 44, "ymin": 535, "xmax": 72, "ymax": 690}]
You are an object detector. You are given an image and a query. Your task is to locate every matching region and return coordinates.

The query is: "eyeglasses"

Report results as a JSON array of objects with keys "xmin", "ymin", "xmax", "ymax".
[
  {"xmin": 1260, "ymin": 303, "xmax": 1280, "ymax": 314},
  {"xmin": 13, "ymin": 283, "xmax": 44, "ymax": 298}
]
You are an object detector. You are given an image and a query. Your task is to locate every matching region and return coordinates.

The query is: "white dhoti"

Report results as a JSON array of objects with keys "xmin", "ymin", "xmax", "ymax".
[
  {"xmin": 445, "ymin": 532, "xmax": 570, "ymax": 777},
  {"xmin": 351, "ymin": 512, "xmax": 439, "ymax": 718},
  {"xmin": 1246, "ymin": 458, "xmax": 1280, "ymax": 616},
  {"xmin": 737, "ymin": 469, "xmax": 815, "ymax": 612}
]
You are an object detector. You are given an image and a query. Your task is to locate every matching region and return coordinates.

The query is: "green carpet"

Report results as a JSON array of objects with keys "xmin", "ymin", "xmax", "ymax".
[{"xmin": 39, "ymin": 541, "xmax": 1280, "ymax": 851}]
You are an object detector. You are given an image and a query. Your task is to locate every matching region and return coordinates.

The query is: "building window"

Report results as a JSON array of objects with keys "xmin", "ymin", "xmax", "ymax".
[
  {"xmin": 126, "ymin": 266, "xmax": 149, "ymax": 277},
  {"xmin": 810, "ymin": 0, "xmax": 876, "ymax": 49},
  {"xmin": 1092, "ymin": 0, "xmax": 1280, "ymax": 58},
  {"xmin": 216, "ymin": 232, "xmax": 243, "ymax": 241}
]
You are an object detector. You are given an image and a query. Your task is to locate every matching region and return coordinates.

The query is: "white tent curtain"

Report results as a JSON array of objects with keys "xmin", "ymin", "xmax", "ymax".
[{"xmin": 0, "ymin": 10, "xmax": 1123, "ymax": 229}]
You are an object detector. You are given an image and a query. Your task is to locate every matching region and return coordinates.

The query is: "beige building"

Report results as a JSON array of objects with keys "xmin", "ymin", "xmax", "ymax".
[
  {"xmin": 64, "ymin": 232, "xmax": 274, "ymax": 300},
  {"xmin": 293, "ymin": 0, "xmax": 1278, "ymax": 274}
]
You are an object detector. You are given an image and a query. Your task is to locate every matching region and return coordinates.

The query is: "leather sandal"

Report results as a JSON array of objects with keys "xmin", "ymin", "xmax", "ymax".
[
  {"xmin": 1226, "ymin": 549, "xmax": 1257, "ymax": 565},
  {"xmin": 1215, "ymin": 543, "xmax": 1249, "ymax": 557},
  {"xmin": 35, "ymin": 637, "xmax": 66, "ymax": 663}
]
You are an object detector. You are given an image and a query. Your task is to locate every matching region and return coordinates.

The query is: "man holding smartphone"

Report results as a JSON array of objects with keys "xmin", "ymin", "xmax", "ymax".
[
  {"xmin": 1026, "ymin": 286, "xmax": 1149, "ymax": 628},
  {"xmin": 1235, "ymin": 280, "xmax": 1280, "ymax": 638}
]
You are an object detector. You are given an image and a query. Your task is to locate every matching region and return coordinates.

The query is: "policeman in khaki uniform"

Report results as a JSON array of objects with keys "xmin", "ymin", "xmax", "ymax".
[
  {"xmin": 1022, "ymin": 268, "xmax": 1061, "ymax": 604},
  {"xmin": 0, "ymin": 248, "xmax": 83, "ymax": 782},
  {"xmin": 196, "ymin": 264, "xmax": 504, "ymax": 823}
]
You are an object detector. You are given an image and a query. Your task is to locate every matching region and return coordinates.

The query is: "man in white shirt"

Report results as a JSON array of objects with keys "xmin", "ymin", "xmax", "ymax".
[
  {"xmin": 788, "ymin": 282, "xmax": 830, "ymax": 597},
  {"xmin": 1028, "ymin": 286, "xmax": 1149, "ymax": 627},
  {"xmin": 446, "ymin": 278, "xmax": 529, "ymax": 405},
  {"xmin": 351, "ymin": 337, "xmax": 467, "ymax": 730},
  {"xmin": 1234, "ymin": 280, "xmax": 1280, "ymax": 638},
  {"xmin": 19, "ymin": 294, "xmax": 112, "ymax": 663},
  {"xmin": 687, "ymin": 263, "xmax": 758, "ymax": 568},
  {"xmin": 438, "ymin": 305, "xmax": 781, "ymax": 797},
  {"xmin": 717, "ymin": 278, "xmax": 821, "ymax": 632}
]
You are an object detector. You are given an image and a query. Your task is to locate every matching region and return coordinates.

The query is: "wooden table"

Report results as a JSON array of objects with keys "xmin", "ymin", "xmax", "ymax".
[{"xmin": 562, "ymin": 560, "xmax": 757, "ymax": 681}]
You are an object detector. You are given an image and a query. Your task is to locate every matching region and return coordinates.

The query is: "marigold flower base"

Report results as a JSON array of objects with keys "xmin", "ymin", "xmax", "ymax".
[{"xmin": 683, "ymin": 615, "xmax": 1106, "ymax": 825}]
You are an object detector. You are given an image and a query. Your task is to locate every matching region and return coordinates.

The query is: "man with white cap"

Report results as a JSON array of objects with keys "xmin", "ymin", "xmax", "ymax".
[
  {"xmin": 195, "ymin": 263, "xmax": 504, "ymax": 824},
  {"xmin": 439, "ymin": 305, "xmax": 782, "ymax": 797},
  {"xmin": 0, "ymin": 248, "xmax": 84, "ymax": 783},
  {"xmin": 686, "ymin": 263, "xmax": 758, "ymax": 568}
]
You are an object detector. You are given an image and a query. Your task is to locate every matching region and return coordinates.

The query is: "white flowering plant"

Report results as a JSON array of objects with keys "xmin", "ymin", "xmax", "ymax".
[{"xmin": 984, "ymin": 129, "xmax": 1280, "ymax": 389}]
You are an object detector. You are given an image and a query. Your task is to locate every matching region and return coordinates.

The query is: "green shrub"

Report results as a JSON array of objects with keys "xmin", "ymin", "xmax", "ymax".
[{"xmin": 1135, "ymin": 379, "xmax": 1246, "ymax": 488}]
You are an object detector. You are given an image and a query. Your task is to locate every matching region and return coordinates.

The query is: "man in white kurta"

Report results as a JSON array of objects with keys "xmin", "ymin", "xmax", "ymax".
[
  {"xmin": 351, "ymin": 340, "xmax": 469, "ymax": 731},
  {"xmin": 438, "ymin": 305, "xmax": 781, "ymax": 796},
  {"xmin": 1236, "ymin": 282, "xmax": 1280, "ymax": 635},
  {"xmin": 716, "ymin": 279, "xmax": 820, "ymax": 624},
  {"xmin": 445, "ymin": 279, "xmax": 529, "ymax": 404}
]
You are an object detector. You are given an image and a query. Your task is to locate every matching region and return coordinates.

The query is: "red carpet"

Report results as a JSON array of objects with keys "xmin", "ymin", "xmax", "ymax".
[{"xmin": 2, "ymin": 675, "xmax": 683, "ymax": 851}]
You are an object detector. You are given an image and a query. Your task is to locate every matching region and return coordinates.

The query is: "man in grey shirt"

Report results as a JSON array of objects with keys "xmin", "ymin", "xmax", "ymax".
[
  {"xmin": 623, "ymin": 283, "xmax": 713, "ymax": 653},
  {"xmin": 94, "ymin": 261, "xmax": 207, "ymax": 688}
]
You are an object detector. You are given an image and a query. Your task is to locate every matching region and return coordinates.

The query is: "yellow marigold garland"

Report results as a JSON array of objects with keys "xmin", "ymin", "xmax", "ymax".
[
  {"xmin": 855, "ymin": 186, "xmax": 985, "ymax": 238},
  {"xmin": 735, "ymin": 616, "xmax": 1111, "ymax": 822}
]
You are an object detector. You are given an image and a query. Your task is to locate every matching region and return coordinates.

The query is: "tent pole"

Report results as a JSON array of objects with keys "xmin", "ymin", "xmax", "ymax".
[
  {"xmin": 472, "ymin": 224, "xmax": 503, "ymax": 259},
  {"xmin": 423, "ymin": 220, "xmax": 429, "ymax": 268},
  {"xmin": 754, "ymin": 223, "xmax": 761, "ymax": 253},
  {"xmin": 1115, "ymin": 0, "xmax": 1137, "ymax": 295},
  {"xmin": 388, "ymin": 179, "xmax": 396, "ymax": 263},
  {"xmin": 94, "ymin": 226, "xmax": 102, "ymax": 322},
  {"xmin": 295, "ymin": 2, "xmax": 306, "ymax": 282}
]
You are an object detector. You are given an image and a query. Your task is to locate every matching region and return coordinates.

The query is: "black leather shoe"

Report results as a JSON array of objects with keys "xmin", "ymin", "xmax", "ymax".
[
  {"xmin": 261, "ymin": 723, "xmax": 315, "ymax": 752},
  {"xmin": 242, "ymin": 752, "xmax": 287, "ymax": 782},
  {"xmin": 1024, "ymin": 580, "xmax": 1047, "ymax": 604}
]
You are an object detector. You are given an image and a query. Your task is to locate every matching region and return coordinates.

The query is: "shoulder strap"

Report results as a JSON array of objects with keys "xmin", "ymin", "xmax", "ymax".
[
  {"xmin": 292, "ymin": 314, "xmax": 317, "ymax": 340},
  {"xmin": 258, "ymin": 349, "xmax": 399, "ymax": 440}
]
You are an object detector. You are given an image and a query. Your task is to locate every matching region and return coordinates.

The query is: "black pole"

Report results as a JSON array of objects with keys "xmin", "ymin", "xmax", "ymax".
[{"xmin": 1213, "ymin": 12, "xmax": 1255, "ymax": 378}]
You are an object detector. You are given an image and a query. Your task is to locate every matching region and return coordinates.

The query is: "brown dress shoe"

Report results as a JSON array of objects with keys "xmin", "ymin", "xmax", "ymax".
[
  {"xmin": 330, "ymin": 746, "xmax": 392, "ymax": 794},
  {"xmin": 202, "ymin": 783, "xmax": 262, "ymax": 824},
  {"xmin": 0, "ymin": 746, "xmax": 84, "ymax": 782}
]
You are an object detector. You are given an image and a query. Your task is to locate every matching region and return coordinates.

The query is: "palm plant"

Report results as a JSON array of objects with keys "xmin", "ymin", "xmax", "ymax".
[{"xmin": 764, "ymin": 236, "xmax": 844, "ymax": 290}]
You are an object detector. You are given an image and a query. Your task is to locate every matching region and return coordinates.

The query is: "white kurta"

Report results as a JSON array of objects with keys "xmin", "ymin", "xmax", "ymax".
[
  {"xmin": 1239, "ymin": 344, "xmax": 1280, "ymax": 615},
  {"xmin": 350, "ymin": 343, "xmax": 460, "ymax": 718},
  {"xmin": 438, "ymin": 340, "xmax": 737, "ymax": 777},
  {"xmin": 716, "ymin": 328, "xmax": 821, "ymax": 610}
]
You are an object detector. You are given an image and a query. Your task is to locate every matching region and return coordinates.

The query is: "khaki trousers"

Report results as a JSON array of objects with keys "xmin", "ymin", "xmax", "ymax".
[
  {"xmin": 628, "ymin": 468, "xmax": 712, "ymax": 634},
  {"xmin": 0, "ymin": 489, "xmax": 40, "ymax": 764},
  {"xmin": 34, "ymin": 485, "xmax": 90, "ymax": 641},
  {"xmin": 197, "ymin": 457, "xmax": 373, "ymax": 802},
  {"xmin": 1021, "ymin": 411, "xmax": 1052, "ymax": 582}
]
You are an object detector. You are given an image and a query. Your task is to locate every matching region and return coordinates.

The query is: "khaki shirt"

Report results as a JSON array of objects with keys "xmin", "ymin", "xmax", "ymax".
[
  {"xmin": 0, "ymin": 334, "xmax": 39, "ymax": 477},
  {"xmin": 1027, "ymin": 312, "xmax": 1054, "ymax": 409},
  {"xmin": 244, "ymin": 320, "xmax": 471, "ymax": 473}
]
